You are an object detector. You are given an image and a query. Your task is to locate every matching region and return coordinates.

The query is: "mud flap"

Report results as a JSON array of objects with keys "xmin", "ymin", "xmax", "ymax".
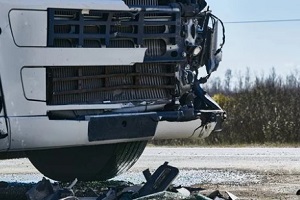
[{"xmin": 88, "ymin": 113, "xmax": 159, "ymax": 142}]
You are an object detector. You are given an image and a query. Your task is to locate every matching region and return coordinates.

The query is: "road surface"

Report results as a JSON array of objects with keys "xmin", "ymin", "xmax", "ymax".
[{"xmin": 0, "ymin": 147, "xmax": 300, "ymax": 199}]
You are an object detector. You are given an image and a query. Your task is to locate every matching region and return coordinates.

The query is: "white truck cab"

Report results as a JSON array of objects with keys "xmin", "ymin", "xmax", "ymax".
[{"xmin": 0, "ymin": 0, "xmax": 225, "ymax": 181}]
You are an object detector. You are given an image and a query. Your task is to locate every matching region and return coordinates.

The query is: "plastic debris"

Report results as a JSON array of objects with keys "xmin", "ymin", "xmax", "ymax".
[
  {"xmin": 26, "ymin": 177, "xmax": 54, "ymax": 200},
  {"xmin": 195, "ymin": 193, "xmax": 214, "ymax": 200},
  {"xmin": 226, "ymin": 191, "xmax": 239, "ymax": 200},
  {"xmin": 135, "ymin": 162, "xmax": 179, "ymax": 198},
  {"xmin": 197, "ymin": 190, "xmax": 239, "ymax": 200},
  {"xmin": 101, "ymin": 188, "xmax": 116, "ymax": 200},
  {"xmin": 26, "ymin": 177, "xmax": 77, "ymax": 200},
  {"xmin": 207, "ymin": 190, "xmax": 223, "ymax": 199},
  {"xmin": 119, "ymin": 185, "xmax": 142, "ymax": 195},
  {"xmin": 0, "ymin": 162, "xmax": 240, "ymax": 200},
  {"xmin": 176, "ymin": 187, "xmax": 190, "ymax": 197},
  {"xmin": 134, "ymin": 191, "xmax": 187, "ymax": 200}
]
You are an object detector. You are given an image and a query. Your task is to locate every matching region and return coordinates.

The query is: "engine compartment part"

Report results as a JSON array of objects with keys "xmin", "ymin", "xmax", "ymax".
[
  {"xmin": 42, "ymin": 0, "xmax": 226, "ymax": 141},
  {"xmin": 42, "ymin": 0, "xmax": 226, "ymax": 144},
  {"xmin": 45, "ymin": 0, "xmax": 225, "ymax": 108}
]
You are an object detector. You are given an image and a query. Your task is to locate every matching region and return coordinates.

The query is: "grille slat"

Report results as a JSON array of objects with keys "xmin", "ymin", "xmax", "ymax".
[
  {"xmin": 47, "ymin": 64, "xmax": 175, "ymax": 105},
  {"xmin": 144, "ymin": 39, "xmax": 166, "ymax": 57}
]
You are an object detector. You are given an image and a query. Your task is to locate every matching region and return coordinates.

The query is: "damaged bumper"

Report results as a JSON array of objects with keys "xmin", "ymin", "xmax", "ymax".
[
  {"xmin": 86, "ymin": 107, "xmax": 224, "ymax": 142},
  {"xmin": 10, "ymin": 102, "xmax": 224, "ymax": 150}
]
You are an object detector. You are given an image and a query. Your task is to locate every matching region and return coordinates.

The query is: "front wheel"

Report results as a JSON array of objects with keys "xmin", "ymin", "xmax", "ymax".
[{"xmin": 27, "ymin": 141, "xmax": 147, "ymax": 181}]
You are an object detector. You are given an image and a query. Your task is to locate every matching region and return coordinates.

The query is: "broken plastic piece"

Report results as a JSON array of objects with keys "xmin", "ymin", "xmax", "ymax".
[
  {"xmin": 226, "ymin": 191, "xmax": 239, "ymax": 200},
  {"xmin": 67, "ymin": 178, "xmax": 78, "ymax": 190},
  {"xmin": 134, "ymin": 191, "xmax": 186, "ymax": 200},
  {"xmin": 136, "ymin": 162, "xmax": 179, "ymax": 198},
  {"xmin": 195, "ymin": 193, "xmax": 213, "ymax": 200},
  {"xmin": 207, "ymin": 190, "xmax": 223, "ymax": 199},
  {"xmin": 26, "ymin": 178, "xmax": 54, "ymax": 200},
  {"xmin": 142, "ymin": 169, "xmax": 152, "ymax": 182},
  {"xmin": 25, "ymin": 177, "xmax": 78, "ymax": 200},
  {"xmin": 119, "ymin": 185, "xmax": 142, "ymax": 195},
  {"xmin": 176, "ymin": 187, "xmax": 191, "ymax": 197},
  {"xmin": 102, "ymin": 188, "xmax": 116, "ymax": 200}
]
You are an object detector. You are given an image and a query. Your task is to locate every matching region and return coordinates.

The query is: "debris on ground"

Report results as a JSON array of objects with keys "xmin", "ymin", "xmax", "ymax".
[
  {"xmin": 26, "ymin": 178, "xmax": 76, "ymax": 200},
  {"xmin": 0, "ymin": 162, "xmax": 241, "ymax": 200}
]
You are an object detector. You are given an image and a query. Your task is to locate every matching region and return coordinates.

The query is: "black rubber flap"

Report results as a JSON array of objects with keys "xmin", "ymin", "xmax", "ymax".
[{"xmin": 88, "ymin": 113, "xmax": 159, "ymax": 142}]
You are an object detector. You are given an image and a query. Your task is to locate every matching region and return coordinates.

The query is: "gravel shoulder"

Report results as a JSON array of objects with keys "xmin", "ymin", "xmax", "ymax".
[
  {"xmin": 1, "ymin": 147, "xmax": 300, "ymax": 199},
  {"xmin": 118, "ymin": 147, "xmax": 300, "ymax": 199}
]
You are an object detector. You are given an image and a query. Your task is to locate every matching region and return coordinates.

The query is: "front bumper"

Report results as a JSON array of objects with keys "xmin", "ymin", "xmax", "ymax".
[{"xmin": 9, "ymin": 109, "xmax": 224, "ymax": 150}]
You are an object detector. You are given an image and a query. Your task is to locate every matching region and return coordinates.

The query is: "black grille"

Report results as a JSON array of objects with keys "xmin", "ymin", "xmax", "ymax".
[
  {"xmin": 47, "ymin": 7, "xmax": 182, "ymax": 61},
  {"xmin": 47, "ymin": 3, "xmax": 182, "ymax": 105},
  {"xmin": 124, "ymin": 0, "xmax": 158, "ymax": 6},
  {"xmin": 46, "ymin": 64, "xmax": 176, "ymax": 105}
]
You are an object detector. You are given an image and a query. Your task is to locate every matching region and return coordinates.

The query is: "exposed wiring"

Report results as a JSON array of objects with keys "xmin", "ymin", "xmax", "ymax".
[{"xmin": 190, "ymin": 122, "xmax": 205, "ymax": 138}]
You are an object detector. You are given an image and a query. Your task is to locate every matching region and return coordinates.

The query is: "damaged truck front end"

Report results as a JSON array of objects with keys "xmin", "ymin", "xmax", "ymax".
[
  {"xmin": 45, "ymin": 0, "xmax": 226, "ymax": 139},
  {"xmin": 0, "ymin": 0, "xmax": 225, "ymax": 181}
]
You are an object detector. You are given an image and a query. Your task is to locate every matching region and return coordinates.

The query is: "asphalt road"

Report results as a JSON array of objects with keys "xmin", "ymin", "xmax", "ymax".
[
  {"xmin": 1, "ymin": 147, "xmax": 299, "ymax": 174},
  {"xmin": 129, "ymin": 147, "xmax": 300, "ymax": 172},
  {"xmin": 0, "ymin": 147, "xmax": 300, "ymax": 199}
]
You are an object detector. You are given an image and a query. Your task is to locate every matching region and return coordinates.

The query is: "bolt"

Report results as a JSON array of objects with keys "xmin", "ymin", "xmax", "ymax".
[{"xmin": 182, "ymin": 52, "xmax": 187, "ymax": 57}]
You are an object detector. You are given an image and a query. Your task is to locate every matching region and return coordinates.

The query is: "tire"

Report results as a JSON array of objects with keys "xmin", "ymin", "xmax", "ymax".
[{"xmin": 27, "ymin": 141, "xmax": 147, "ymax": 181}]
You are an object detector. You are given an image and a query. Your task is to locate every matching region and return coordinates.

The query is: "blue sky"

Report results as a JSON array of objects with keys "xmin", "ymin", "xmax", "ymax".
[{"xmin": 205, "ymin": 0, "xmax": 300, "ymax": 80}]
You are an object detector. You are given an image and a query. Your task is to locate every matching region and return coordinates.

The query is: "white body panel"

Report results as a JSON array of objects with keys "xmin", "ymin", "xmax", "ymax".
[
  {"xmin": 0, "ymin": 0, "xmax": 130, "ymax": 11},
  {"xmin": 10, "ymin": 10, "xmax": 48, "ymax": 47},
  {"xmin": 9, "ymin": 116, "xmax": 152, "ymax": 150},
  {"xmin": 154, "ymin": 120, "xmax": 216, "ymax": 140}
]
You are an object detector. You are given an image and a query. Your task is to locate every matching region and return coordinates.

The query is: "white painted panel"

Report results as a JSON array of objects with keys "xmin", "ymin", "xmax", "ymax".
[
  {"xmin": 154, "ymin": 119, "xmax": 216, "ymax": 139},
  {"xmin": 9, "ymin": 10, "xmax": 47, "ymax": 47},
  {"xmin": 21, "ymin": 67, "xmax": 46, "ymax": 101},
  {"xmin": 2, "ymin": 0, "xmax": 129, "ymax": 11},
  {"xmin": 9, "ymin": 116, "xmax": 151, "ymax": 150}
]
